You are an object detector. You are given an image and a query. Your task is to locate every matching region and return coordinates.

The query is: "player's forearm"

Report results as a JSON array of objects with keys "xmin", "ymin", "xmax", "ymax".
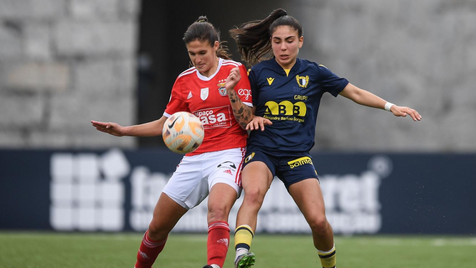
[
  {"xmin": 340, "ymin": 83, "xmax": 387, "ymax": 110},
  {"xmin": 227, "ymin": 88, "xmax": 253, "ymax": 129},
  {"xmin": 123, "ymin": 118, "xmax": 164, "ymax": 137},
  {"xmin": 353, "ymin": 89, "xmax": 387, "ymax": 109}
]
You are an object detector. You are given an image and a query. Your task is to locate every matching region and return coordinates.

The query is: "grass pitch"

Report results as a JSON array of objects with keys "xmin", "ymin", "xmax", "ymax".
[{"xmin": 0, "ymin": 232, "xmax": 475, "ymax": 268}]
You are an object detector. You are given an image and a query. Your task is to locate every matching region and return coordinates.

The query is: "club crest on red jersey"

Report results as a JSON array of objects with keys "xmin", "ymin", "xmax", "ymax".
[{"xmin": 217, "ymin": 79, "xmax": 227, "ymax": 96}]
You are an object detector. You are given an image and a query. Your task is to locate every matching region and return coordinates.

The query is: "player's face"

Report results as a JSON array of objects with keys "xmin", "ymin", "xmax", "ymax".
[
  {"xmin": 186, "ymin": 39, "xmax": 219, "ymax": 77},
  {"xmin": 271, "ymin": 25, "xmax": 303, "ymax": 69}
]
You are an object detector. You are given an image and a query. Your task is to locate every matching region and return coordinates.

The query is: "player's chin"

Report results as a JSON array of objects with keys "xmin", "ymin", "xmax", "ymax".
[{"xmin": 277, "ymin": 57, "xmax": 292, "ymax": 66}]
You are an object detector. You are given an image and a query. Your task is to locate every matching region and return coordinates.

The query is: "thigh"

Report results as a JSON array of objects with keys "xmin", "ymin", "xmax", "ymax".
[
  {"xmin": 288, "ymin": 178, "xmax": 326, "ymax": 220},
  {"xmin": 207, "ymin": 182, "xmax": 238, "ymax": 222},
  {"xmin": 207, "ymin": 147, "xmax": 246, "ymax": 197},
  {"xmin": 162, "ymin": 155, "xmax": 207, "ymax": 209},
  {"xmin": 164, "ymin": 148, "xmax": 245, "ymax": 209},
  {"xmin": 206, "ymin": 148, "xmax": 246, "ymax": 221},
  {"xmin": 242, "ymin": 150, "xmax": 275, "ymax": 193},
  {"xmin": 241, "ymin": 161, "xmax": 274, "ymax": 193},
  {"xmin": 149, "ymin": 192, "xmax": 188, "ymax": 239}
]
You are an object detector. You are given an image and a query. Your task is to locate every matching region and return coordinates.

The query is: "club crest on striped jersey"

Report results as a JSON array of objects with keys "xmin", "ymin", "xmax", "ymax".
[
  {"xmin": 296, "ymin": 75, "xmax": 309, "ymax": 88},
  {"xmin": 200, "ymin": 88, "xmax": 209, "ymax": 100},
  {"xmin": 217, "ymin": 79, "xmax": 227, "ymax": 96}
]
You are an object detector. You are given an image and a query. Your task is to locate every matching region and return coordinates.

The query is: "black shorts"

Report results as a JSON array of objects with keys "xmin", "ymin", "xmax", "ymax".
[{"xmin": 243, "ymin": 147, "xmax": 318, "ymax": 190}]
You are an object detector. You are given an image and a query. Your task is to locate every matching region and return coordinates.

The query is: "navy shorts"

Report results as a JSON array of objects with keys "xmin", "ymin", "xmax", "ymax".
[{"xmin": 243, "ymin": 147, "xmax": 318, "ymax": 190}]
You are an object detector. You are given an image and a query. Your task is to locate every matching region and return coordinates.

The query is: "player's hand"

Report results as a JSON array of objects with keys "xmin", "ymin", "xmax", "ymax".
[
  {"xmin": 91, "ymin": 120, "xmax": 125, "ymax": 136},
  {"xmin": 246, "ymin": 116, "xmax": 273, "ymax": 131},
  {"xmin": 225, "ymin": 67, "xmax": 241, "ymax": 90},
  {"xmin": 390, "ymin": 105, "xmax": 422, "ymax": 121}
]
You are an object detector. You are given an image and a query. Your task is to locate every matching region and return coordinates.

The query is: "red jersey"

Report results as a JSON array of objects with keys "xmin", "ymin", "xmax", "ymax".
[{"xmin": 164, "ymin": 58, "xmax": 252, "ymax": 156}]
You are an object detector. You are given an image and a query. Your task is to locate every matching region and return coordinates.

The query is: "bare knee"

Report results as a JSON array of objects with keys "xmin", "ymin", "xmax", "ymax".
[
  {"xmin": 148, "ymin": 219, "xmax": 169, "ymax": 240},
  {"xmin": 208, "ymin": 205, "xmax": 229, "ymax": 222},
  {"xmin": 242, "ymin": 187, "xmax": 266, "ymax": 209},
  {"xmin": 308, "ymin": 216, "xmax": 331, "ymax": 236}
]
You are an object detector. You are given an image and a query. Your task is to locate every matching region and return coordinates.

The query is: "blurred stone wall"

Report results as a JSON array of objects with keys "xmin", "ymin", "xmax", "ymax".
[
  {"xmin": 1, "ymin": 0, "xmax": 475, "ymax": 152},
  {"xmin": 0, "ymin": 0, "xmax": 139, "ymax": 148},
  {"xmin": 287, "ymin": 0, "xmax": 476, "ymax": 152}
]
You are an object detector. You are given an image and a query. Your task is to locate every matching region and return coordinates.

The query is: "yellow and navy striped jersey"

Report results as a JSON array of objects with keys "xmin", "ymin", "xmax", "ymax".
[{"xmin": 248, "ymin": 58, "xmax": 348, "ymax": 153}]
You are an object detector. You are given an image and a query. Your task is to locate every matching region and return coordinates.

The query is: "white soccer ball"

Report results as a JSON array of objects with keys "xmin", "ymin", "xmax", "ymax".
[{"xmin": 162, "ymin": 111, "xmax": 204, "ymax": 154}]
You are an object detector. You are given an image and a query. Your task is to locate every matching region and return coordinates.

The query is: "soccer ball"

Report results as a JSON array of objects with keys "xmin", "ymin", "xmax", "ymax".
[{"xmin": 162, "ymin": 111, "xmax": 204, "ymax": 154}]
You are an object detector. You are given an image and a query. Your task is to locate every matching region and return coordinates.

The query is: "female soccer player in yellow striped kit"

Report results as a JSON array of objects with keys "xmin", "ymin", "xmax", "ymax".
[{"xmin": 230, "ymin": 8, "xmax": 422, "ymax": 268}]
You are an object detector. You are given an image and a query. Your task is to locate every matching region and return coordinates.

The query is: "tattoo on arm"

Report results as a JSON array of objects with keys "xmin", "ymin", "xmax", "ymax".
[{"xmin": 228, "ymin": 89, "xmax": 252, "ymax": 129}]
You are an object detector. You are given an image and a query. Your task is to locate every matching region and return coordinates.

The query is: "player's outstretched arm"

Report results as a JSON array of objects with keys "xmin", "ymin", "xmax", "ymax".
[
  {"xmin": 225, "ymin": 67, "xmax": 254, "ymax": 129},
  {"xmin": 91, "ymin": 116, "xmax": 167, "ymax": 137},
  {"xmin": 339, "ymin": 83, "xmax": 422, "ymax": 121}
]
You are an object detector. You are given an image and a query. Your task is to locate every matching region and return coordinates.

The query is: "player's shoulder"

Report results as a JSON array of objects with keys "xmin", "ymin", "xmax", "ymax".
[
  {"xmin": 255, "ymin": 58, "xmax": 275, "ymax": 68},
  {"xmin": 177, "ymin": 66, "xmax": 197, "ymax": 79},
  {"xmin": 297, "ymin": 58, "xmax": 325, "ymax": 69},
  {"xmin": 250, "ymin": 58, "xmax": 276, "ymax": 74},
  {"xmin": 221, "ymin": 58, "xmax": 244, "ymax": 68},
  {"xmin": 297, "ymin": 58, "xmax": 333, "ymax": 76}
]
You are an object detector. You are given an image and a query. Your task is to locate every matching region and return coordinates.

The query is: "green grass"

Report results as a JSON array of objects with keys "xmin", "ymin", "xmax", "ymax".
[{"xmin": 0, "ymin": 232, "xmax": 475, "ymax": 268}]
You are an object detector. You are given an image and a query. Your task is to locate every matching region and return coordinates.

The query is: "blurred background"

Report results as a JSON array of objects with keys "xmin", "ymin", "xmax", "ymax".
[
  {"xmin": 0, "ymin": 0, "xmax": 475, "ymax": 235},
  {"xmin": 1, "ymin": 0, "xmax": 475, "ymax": 151}
]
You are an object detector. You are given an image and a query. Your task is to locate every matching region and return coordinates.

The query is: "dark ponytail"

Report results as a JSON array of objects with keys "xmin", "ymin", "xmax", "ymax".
[
  {"xmin": 229, "ymin": 8, "xmax": 303, "ymax": 66},
  {"xmin": 183, "ymin": 16, "xmax": 231, "ymax": 59}
]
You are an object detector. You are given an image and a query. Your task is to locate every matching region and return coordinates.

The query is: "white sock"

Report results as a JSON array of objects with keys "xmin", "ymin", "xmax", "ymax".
[
  {"xmin": 235, "ymin": 248, "xmax": 249, "ymax": 261},
  {"xmin": 210, "ymin": 264, "xmax": 220, "ymax": 268}
]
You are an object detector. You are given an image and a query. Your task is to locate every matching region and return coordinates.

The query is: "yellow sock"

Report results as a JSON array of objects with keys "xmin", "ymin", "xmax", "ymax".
[
  {"xmin": 234, "ymin": 225, "xmax": 254, "ymax": 251},
  {"xmin": 318, "ymin": 244, "xmax": 336, "ymax": 268}
]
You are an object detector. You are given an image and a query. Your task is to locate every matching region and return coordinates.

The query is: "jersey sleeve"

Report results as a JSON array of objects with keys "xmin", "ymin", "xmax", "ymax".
[
  {"xmin": 316, "ymin": 64, "xmax": 349, "ymax": 97},
  {"xmin": 248, "ymin": 67, "xmax": 259, "ymax": 107},
  {"xmin": 164, "ymin": 77, "xmax": 188, "ymax": 117},
  {"xmin": 235, "ymin": 64, "xmax": 253, "ymax": 107}
]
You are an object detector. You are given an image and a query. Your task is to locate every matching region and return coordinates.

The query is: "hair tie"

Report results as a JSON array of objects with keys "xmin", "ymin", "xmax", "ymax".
[{"xmin": 197, "ymin": 16, "xmax": 208, "ymax": 23}]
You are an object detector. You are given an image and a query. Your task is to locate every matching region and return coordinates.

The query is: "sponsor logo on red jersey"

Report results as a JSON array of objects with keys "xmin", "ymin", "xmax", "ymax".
[{"xmin": 194, "ymin": 106, "xmax": 232, "ymax": 128}]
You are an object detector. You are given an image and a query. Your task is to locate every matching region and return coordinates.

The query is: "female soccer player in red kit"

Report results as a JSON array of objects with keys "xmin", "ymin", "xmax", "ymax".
[{"xmin": 92, "ymin": 17, "xmax": 253, "ymax": 268}]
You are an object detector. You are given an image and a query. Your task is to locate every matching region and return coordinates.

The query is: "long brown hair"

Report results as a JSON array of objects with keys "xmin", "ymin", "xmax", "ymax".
[
  {"xmin": 183, "ymin": 16, "xmax": 231, "ymax": 60},
  {"xmin": 229, "ymin": 8, "xmax": 303, "ymax": 66}
]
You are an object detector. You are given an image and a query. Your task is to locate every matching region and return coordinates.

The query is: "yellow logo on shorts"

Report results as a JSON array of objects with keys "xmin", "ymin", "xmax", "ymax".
[
  {"xmin": 288, "ymin": 156, "xmax": 313, "ymax": 169},
  {"xmin": 245, "ymin": 152, "xmax": 255, "ymax": 163}
]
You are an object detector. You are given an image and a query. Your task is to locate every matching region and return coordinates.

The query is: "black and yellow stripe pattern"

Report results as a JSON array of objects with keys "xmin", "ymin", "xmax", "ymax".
[
  {"xmin": 234, "ymin": 225, "xmax": 254, "ymax": 250},
  {"xmin": 318, "ymin": 245, "xmax": 336, "ymax": 268}
]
